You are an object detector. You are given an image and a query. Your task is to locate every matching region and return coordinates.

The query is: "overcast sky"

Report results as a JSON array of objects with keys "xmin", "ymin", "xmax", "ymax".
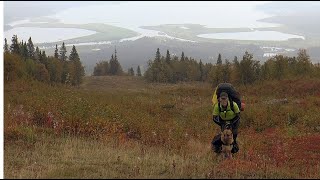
[{"xmin": 4, "ymin": 1, "xmax": 271, "ymax": 24}]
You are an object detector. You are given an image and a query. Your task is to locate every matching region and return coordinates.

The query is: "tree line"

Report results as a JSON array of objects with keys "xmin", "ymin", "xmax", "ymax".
[
  {"xmin": 6, "ymin": 33, "xmax": 319, "ymax": 87},
  {"xmin": 91, "ymin": 47, "xmax": 320, "ymax": 86},
  {"xmin": 92, "ymin": 48, "xmax": 142, "ymax": 77},
  {"xmin": 4, "ymin": 35, "xmax": 85, "ymax": 86},
  {"xmin": 144, "ymin": 48, "xmax": 320, "ymax": 86}
]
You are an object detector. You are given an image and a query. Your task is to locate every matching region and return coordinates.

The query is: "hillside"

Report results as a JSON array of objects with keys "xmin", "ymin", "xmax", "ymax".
[{"xmin": 4, "ymin": 76, "xmax": 320, "ymax": 178}]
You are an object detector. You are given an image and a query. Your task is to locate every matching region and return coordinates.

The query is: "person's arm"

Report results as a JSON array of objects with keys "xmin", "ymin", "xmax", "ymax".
[
  {"xmin": 230, "ymin": 112, "xmax": 240, "ymax": 126},
  {"xmin": 212, "ymin": 104, "xmax": 221, "ymax": 126},
  {"xmin": 231, "ymin": 102, "xmax": 240, "ymax": 125},
  {"xmin": 233, "ymin": 102, "xmax": 240, "ymax": 114},
  {"xmin": 212, "ymin": 115, "xmax": 221, "ymax": 126}
]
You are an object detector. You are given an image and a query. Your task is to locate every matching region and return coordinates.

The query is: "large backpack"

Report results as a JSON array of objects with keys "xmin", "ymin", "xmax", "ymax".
[{"xmin": 212, "ymin": 83, "xmax": 244, "ymax": 112}]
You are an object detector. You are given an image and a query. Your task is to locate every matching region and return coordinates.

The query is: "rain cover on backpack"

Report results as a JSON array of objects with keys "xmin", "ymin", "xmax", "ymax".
[{"xmin": 212, "ymin": 83, "xmax": 244, "ymax": 111}]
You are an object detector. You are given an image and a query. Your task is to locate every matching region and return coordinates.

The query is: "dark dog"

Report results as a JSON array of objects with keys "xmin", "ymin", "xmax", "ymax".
[{"xmin": 220, "ymin": 127, "xmax": 234, "ymax": 159}]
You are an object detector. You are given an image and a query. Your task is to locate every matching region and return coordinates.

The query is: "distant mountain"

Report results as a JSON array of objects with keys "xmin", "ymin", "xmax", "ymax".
[
  {"xmin": 258, "ymin": 13, "xmax": 320, "ymax": 36},
  {"xmin": 45, "ymin": 37, "xmax": 264, "ymax": 75},
  {"xmin": 68, "ymin": 37, "xmax": 320, "ymax": 75},
  {"xmin": 256, "ymin": 2, "xmax": 320, "ymax": 38},
  {"xmin": 255, "ymin": 1, "xmax": 320, "ymax": 15}
]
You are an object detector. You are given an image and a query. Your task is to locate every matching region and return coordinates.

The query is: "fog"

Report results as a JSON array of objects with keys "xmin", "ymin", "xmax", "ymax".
[
  {"xmin": 5, "ymin": 1, "xmax": 272, "ymax": 27},
  {"xmin": 49, "ymin": 1, "xmax": 274, "ymax": 29},
  {"xmin": 4, "ymin": 1, "xmax": 320, "ymax": 72}
]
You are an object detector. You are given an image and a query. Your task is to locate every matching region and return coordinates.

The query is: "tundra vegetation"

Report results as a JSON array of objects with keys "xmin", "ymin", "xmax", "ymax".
[{"xmin": 4, "ymin": 35, "xmax": 320, "ymax": 178}]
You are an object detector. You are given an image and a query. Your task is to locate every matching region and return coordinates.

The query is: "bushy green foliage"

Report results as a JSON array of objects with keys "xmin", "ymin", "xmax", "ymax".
[
  {"xmin": 144, "ymin": 48, "xmax": 319, "ymax": 85},
  {"xmin": 4, "ymin": 35, "xmax": 85, "ymax": 86},
  {"xmin": 93, "ymin": 49, "xmax": 123, "ymax": 76},
  {"xmin": 4, "ymin": 53, "xmax": 27, "ymax": 82}
]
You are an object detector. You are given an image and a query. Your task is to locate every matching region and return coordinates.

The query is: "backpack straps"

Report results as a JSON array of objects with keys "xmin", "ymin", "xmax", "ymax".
[
  {"xmin": 218, "ymin": 100, "xmax": 234, "ymax": 114},
  {"xmin": 229, "ymin": 98, "xmax": 234, "ymax": 112}
]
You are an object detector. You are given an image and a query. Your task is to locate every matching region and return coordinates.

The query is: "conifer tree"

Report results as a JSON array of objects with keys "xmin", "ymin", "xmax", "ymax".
[
  {"xmin": 137, "ymin": 65, "xmax": 142, "ymax": 76},
  {"xmin": 39, "ymin": 50, "xmax": 48, "ymax": 66},
  {"xmin": 10, "ymin": 35, "xmax": 20, "ymax": 54},
  {"xmin": 27, "ymin": 37, "xmax": 35, "ymax": 59},
  {"xmin": 69, "ymin": 45, "xmax": 84, "ymax": 85},
  {"xmin": 217, "ymin": 53, "xmax": 222, "ymax": 65},
  {"xmin": 222, "ymin": 59, "xmax": 231, "ymax": 82},
  {"xmin": 59, "ymin": 42, "xmax": 67, "ymax": 61},
  {"xmin": 54, "ymin": 44, "xmax": 59, "ymax": 59},
  {"xmin": 34, "ymin": 46, "xmax": 40, "ymax": 62},
  {"xmin": 155, "ymin": 48, "xmax": 161, "ymax": 62},
  {"xmin": 4, "ymin": 38, "xmax": 9, "ymax": 53},
  {"xmin": 199, "ymin": 59, "xmax": 204, "ymax": 81},
  {"xmin": 239, "ymin": 51, "xmax": 260, "ymax": 85},
  {"xmin": 180, "ymin": 51, "xmax": 185, "ymax": 61},
  {"xmin": 69, "ymin": 45, "xmax": 80, "ymax": 62},
  {"xmin": 128, "ymin": 67, "xmax": 134, "ymax": 76},
  {"xmin": 19, "ymin": 41, "xmax": 28, "ymax": 59},
  {"xmin": 296, "ymin": 49, "xmax": 311, "ymax": 76},
  {"xmin": 165, "ymin": 50, "xmax": 171, "ymax": 64},
  {"xmin": 109, "ymin": 48, "xmax": 123, "ymax": 75}
]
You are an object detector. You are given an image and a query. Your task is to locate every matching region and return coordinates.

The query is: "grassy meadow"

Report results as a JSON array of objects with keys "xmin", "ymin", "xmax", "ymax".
[{"xmin": 4, "ymin": 76, "xmax": 320, "ymax": 178}]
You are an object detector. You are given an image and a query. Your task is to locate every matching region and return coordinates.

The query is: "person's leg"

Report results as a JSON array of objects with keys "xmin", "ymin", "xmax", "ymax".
[
  {"xmin": 231, "ymin": 117, "xmax": 240, "ymax": 153},
  {"xmin": 232, "ymin": 128, "xmax": 238, "ymax": 143},
  {"xmin": 231, "ymin": 116, "xmax": 240, "ymax": 141}
]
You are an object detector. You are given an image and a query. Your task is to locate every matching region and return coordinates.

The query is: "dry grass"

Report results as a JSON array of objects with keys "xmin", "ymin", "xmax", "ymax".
[
  {"xmin": 5, "ymin": 133, "xmax": 319, "ymax": 179},
  {"xmin": 5, "ymin": 136, "xmax": 212, "ymax": 179},
  {"xmin": 4, "ymin": 76, "xmax": 320, "ymax": 178}
]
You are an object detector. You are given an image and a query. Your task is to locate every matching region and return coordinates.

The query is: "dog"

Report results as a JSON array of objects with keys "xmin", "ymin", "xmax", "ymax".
[{"xmin": 220, "ymin": 126, "xmax": 234, "ymax": 159}]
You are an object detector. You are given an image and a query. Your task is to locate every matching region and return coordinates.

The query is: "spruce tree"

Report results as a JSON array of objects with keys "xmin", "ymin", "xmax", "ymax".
[
  {"xmin": 296, "ymin": 49, "xmax": 311, "ymax": 76},
  {"xmin": 222, "ymin": 59, "xmax": 231, "ymax": 82},
  {"xmin": 69, "ymin": 45, "xmax": 84, "ymax": 85},
  {"xmin": 217, "ymin": 53, "xmax": 222, "ymax": 65},
  {"xmin": 59, "ymin": 42, "xmax": 67, "ymax": 61},
  {"xmin": 10, "ymin": 35, "xmax": 20, "ymax": 54},
  {"xmin": 111, "ymin": 48, "xmax": 122, "ymax": 75},
  {"xmin": 109, "ymin": 48, "xmax": 123, "ymax": 76},
  {"xmin": 199, "ymin": 59, "xmax": 204, "ymax": 81},
  {"xmin": 234, "ymin": 56, "xmax": 238, "ymax": 63},
  {"xmin": 69, "ymin": 45, "xmax": 80, "ymax": 62},
  {"xmin": 4, "ymin": 38, "xmax": 9, "ymax": 53},
  {"xmin": 155, "ymin": 48, "xmax": 161, "ymax": 62},
  {"xmin": 166, "ymin": 49, "xmax": 171, "ymax": 64},
  {"xmin": 137, "ymin": 65, "xmax": 142, "ymax": 76},
  {"xmin": 24, "ymin": 42, "xmax": 28, "ymax": 57},
  {"xmin": 39, "ymin": 50, "xmax": 47, "ymax": 66},
  {"xmin": 109, "ymin": 54, "xmax": 114, "ymax": 75},
  {"xmin": 180, "ymin": 51, "xmax": 185, "ymax": 61},
  {"xmin": 239, "ymin": 51, "xmax": 259, "ymax": 85},
  {"xmin": 54, "ymin": 44, "xmax": 59, "ymax": 59},
  {"xmin": 19, "ymin": 41, "xmax": 28, "ymax": 59},
  {"xmin": 128, "ymin": 67, "xmax": 134, "ymax": 76},
  {"xmin": 34, "ymin": 46, "xmax": 40, "ymax": 62},
  {"xmin": 27, "ymin": 37, "xmax": 35, "ymax": 59}
]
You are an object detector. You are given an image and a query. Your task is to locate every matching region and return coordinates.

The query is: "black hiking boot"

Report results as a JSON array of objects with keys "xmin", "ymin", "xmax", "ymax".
[{"xmin": 231, "ymin": 141, "xmax": 239, "ymax": 154}]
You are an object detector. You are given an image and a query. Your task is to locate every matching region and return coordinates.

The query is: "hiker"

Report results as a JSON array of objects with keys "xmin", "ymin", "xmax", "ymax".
[{"xmin": 211, "ymin": 91, "xmax": 241, "ymax": 154}]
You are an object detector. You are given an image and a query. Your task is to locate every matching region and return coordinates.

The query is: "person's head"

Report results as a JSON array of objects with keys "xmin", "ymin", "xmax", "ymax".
[{"xmin": 219, "ymin": 92, "xmax": 229, "ymax": 106}]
